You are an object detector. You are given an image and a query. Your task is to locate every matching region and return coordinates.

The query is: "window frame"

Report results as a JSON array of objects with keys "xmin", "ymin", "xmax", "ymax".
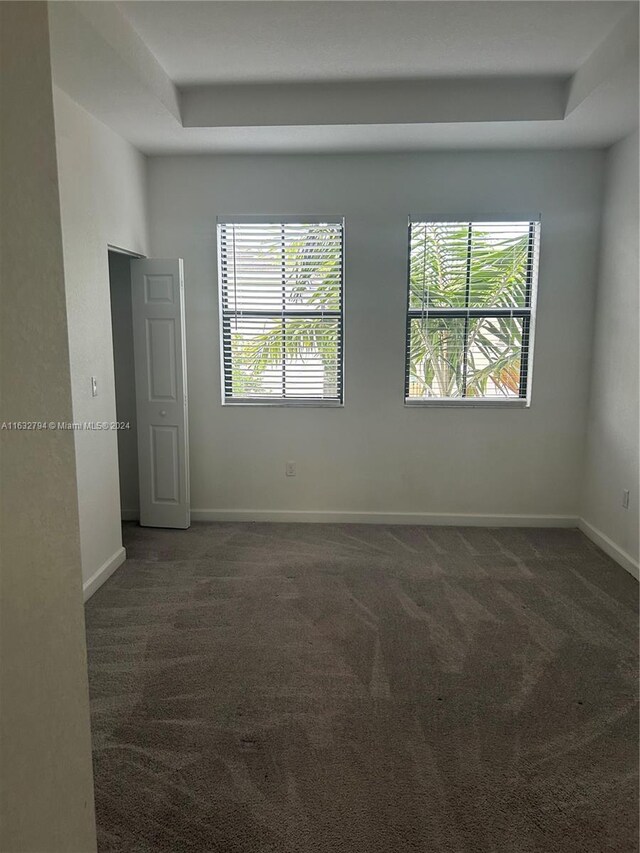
[
  {"xmin": 217, "ymin": 215, "xmax": 345, "ymax": 407},
  {"xmin": 404, "ymin": 215, "xmax": 541, "ymax": 408}
]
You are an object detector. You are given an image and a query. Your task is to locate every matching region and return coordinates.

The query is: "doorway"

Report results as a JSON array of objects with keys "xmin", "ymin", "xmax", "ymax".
[
  {"xmin": 108, "ymin": 250, "xmax": 140, "ymax": 521},
  {"xmin": 107, "ymin": 249, "xmax": 191, "ymax": 529}
]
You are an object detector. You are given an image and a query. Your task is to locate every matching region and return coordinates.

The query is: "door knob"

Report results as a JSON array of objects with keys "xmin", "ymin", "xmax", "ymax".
[{"xmin": 160, "ymin": 410, "xmax": 167, "ymax": 417}]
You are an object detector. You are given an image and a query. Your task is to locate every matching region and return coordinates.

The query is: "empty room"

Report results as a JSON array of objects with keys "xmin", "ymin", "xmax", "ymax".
[{"xmin": 1, "ymin": 1, "xmax": 639, "ymax": 852}]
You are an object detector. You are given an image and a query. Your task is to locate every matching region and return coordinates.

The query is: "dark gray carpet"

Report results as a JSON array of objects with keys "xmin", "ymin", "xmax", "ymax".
[{"xmin": 85, "ymin": 523, "xmax": 639, "ymax": 853}]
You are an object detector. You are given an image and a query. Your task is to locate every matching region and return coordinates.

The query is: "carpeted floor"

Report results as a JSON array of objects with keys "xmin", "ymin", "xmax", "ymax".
[{"xmin": 85, "ymin": 523, "xmax": 639, "ymax": 853}]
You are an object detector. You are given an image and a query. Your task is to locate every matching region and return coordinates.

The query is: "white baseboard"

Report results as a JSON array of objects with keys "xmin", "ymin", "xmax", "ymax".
[
  {"xmin": 121, "ymin": 509, "xmax": 139, "ymax": 521},
  {"xmin": 83, "ymin": 546, "xmax": 126, "ymax": 602},
  {"xmin": 578, "ymin": 518, "xmax": 639, "ymax": 580},
  {"xmin": 191, "ymin": 509, "xmax": 578, "ymax": 528}
]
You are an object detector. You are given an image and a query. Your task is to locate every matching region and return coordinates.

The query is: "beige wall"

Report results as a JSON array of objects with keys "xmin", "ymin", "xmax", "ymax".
[
  {"xmin": 581, "ymin": 131, "xmax": 640, "ymax": 575},
  {"xmin": 53, "ymin": 88, "xmax": 148, "ymax": 591},
  {"xmin": 147, "ymin": 150, "xmax": 604, "ymax": 523},
  {"xmin": 0, "ymin": 3, "xmax": 97, "ymax": 851}
]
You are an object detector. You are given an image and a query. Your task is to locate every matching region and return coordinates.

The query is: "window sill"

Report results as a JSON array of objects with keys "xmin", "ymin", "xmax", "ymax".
[
  {"xmin": 223, "ymin": 398, "xmax": 343, "ymax": 408},
  {"xmin": 405, "ymin": 398, "xmax": 529, "ymax": 409}
]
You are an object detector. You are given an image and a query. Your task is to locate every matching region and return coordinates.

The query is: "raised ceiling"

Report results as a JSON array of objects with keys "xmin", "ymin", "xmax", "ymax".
[
  {"xmin": 49, "ymin": 1, "xmax": 639, "ymax": 154},
  {"xmin": 121, "ymin": 1, "xmax": 628, "ymax": 84}
]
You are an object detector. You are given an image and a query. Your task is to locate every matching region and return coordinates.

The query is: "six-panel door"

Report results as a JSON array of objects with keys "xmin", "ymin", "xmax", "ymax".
[{"xmin": 131, "ymin": 259, "xmax": 190, "ymax": 528}]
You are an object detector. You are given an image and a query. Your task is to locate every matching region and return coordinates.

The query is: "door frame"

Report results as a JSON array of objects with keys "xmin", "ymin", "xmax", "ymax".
[
  {"xmin": 108, "ymin": 243, "xmax": 146, "ymax": 260},
  {"xmin": 107, "ymin": 243, "xmax": 146, "ymax": 523}
]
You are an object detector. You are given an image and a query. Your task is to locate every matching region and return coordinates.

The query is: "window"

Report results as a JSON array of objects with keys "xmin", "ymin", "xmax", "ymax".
[
  {"xmin": 405, "ymin": 219, "xmax": 540, "ymax": 405},
  {"xmin": 217, "ymin": 218, "xmax": 344, "ymax": 405}
]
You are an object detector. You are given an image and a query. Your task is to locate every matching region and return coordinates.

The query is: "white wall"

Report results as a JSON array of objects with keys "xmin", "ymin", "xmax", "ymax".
[
  {"xmin": 53, "ymin": 89, "xmax": 148, "ymax": 587},
  {"xmin": 0, "ymin": 5, "xmax": 96, "ymax": 850},
  {"xmin": 581, "ymin": 131, "xmax": 639, "ymax": 573},
  {"xmin": 147, "ymin": 151, "xmax": 604, "ymax": 522},
  {"xmin": 108, "ymin": 252, "xmax": 140, "ymax": 518}
]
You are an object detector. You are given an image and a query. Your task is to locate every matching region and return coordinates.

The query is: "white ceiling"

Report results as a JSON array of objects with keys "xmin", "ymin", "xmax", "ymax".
[
  {"xmin": 49, "ymin": 1, "xmax": 640, "ymax": 155},
  {"xmin": 120, "ymin": 1, "xmax": 630, "ymax": 84}
]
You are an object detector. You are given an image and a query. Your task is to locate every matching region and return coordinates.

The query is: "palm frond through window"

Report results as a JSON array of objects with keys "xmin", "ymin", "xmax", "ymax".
[
  {"xmin": 406, "ymin": 220, "xmax": 540, "ymax": 402},
  {"xmin": 218, "ymin": 220, "xmax": 344, "ymax": 404}
]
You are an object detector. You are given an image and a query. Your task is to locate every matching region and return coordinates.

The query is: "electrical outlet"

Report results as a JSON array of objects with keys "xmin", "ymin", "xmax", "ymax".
[
  {"xmin": 622, "ymin": 489, "xmax": 630, "ymax": 509},
  {"xmin": 285, "ymin": 461, "xmax": 296, "ymax": 477}
]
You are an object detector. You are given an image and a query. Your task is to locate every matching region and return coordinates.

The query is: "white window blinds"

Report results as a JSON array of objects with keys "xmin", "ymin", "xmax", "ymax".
[
  {"xmin": 405, "ymin": 220, "xmax": 540, "ymax": 403},
  {"xmin": 218, "ymin": 219, "xmax": 344, "ymax": 404}
]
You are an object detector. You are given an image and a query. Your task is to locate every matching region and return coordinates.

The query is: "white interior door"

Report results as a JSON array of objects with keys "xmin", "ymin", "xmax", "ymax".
[{"xmin": 130, "ymin": 259, "xmax": 190, "ymax": 528}]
